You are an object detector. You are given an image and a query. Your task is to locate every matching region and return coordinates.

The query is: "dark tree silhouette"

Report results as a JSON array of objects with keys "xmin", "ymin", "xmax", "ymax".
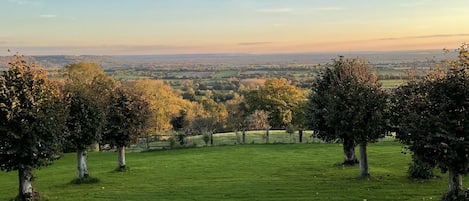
[
  {"xmin": 102, "ymin": 86, "xmax": 152, "ymax": 170},
  {"xmin": 307, "ymin": 57, "xmax": 388, "ymax": 177},
  {"xmin": 0, "ymin": 55, "xmax": 68, "ymax": 201},
  {"xmin": 393, "ymin": 45, "xmax": 469, "ymax": 200}
]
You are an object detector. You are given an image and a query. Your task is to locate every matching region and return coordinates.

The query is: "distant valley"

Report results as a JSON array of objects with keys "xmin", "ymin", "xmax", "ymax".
[{"xmin": 0, "ymin": 50, "xmax": 456, "ymax": 70}]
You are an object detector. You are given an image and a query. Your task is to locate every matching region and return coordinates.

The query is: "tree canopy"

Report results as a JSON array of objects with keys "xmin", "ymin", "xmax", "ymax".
[
  {"xmin": 393, "ymin": 45, "xmax": 469, "ymax": 200},
  {"xmin": 0, "ymin": 55, "xmax": 68, "ymax": 200},
  {"xmin": 62, "ymin": 62, "xmax": 116, "ymax": 178},
  {"xmin": 102, "ymin": 86, "xmax": 152, "ymax": 170},
  {"xmin": 245, "ymin": 77, "xmax": 306, "ymax": 129},
  {"xmin": 307, "ymin": 57, "xmax": 388, "ymax": 176},
  {"xmin": 130, "ymin": 79, "xmax": 189, "ymax": 134}
]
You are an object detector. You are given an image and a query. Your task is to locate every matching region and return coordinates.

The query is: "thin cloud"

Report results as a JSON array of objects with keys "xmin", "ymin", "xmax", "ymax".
[
  {"xmin": 312, "ymin": 7, "xmax": 343, "ymax": 11},
  {"xmin": 256, "ymin": 8, "xmax": 292, "ymax": 13},
  {"xmin": 238, "ymin": 42, "xmax": 273, "ymax": 46},
  {"xmin": 39, "ymin": 14, "xmax": 57, "ymax": 18},
  {"xmin": 8, "ymin": 0, "xmax": 39, "ymax": 5},
  {"xmin": 399, "ymin": 0, "xmax": 432, "ymax": 8},
  {"xmin": 379, "ymin": 34, "xmax": 469, "ymax": 41}
]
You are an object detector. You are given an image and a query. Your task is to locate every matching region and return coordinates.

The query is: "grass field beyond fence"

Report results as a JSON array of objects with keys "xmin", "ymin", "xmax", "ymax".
[
  {"xmin": 142, "ymin": 130, "xmax": 324, "ymax": 150},
  {"xmin": 0, "ymin": 142, "xmax": 454, "ymax": 201}
]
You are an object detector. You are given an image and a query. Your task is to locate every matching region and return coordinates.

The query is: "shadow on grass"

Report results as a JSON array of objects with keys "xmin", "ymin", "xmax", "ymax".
[
  {"xmin": 333, "ymin": 162, "xmax": 359, "ymax": 169},
  {"xmin": 111, "ymin": 166, "xmax": 130, "ymax": 173},
  {"xmin": 70, "ymin": 177, "xmax": 100, "ymax": 185},
  {"xmin": 9, "ymin": 192, "xmax": 48, "ymax": 201}
]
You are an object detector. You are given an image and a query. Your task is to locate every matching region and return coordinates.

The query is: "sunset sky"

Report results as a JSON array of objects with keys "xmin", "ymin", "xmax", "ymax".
[{"xmin": 1, "ymin": 0, "xmax": 468, "ymax": 55}]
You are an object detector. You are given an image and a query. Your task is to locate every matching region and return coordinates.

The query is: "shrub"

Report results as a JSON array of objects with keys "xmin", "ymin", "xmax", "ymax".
[
  {"xmin": 408, "ymin": 160, "xmax": 434, "ymax": 179},
  {"xmin": 202, "ymin": 133, "xmax": 210, "ymax": 146},
  {"xmin": 168, "ymin": 137, "xmax": 177, "ymax": 148}
]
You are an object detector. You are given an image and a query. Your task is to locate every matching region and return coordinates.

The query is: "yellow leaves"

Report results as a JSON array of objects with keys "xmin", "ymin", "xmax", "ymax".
[
  {"xmin": 129, "ymin": 79, "xmax": 190, "ymax": 133},
  {"xmin": 63, "ymin": 62, "xmax": 118, "ymax": 113},
  {"xmin": 246, "ymin": 77, "xmax": 307, "ymax": 127}
]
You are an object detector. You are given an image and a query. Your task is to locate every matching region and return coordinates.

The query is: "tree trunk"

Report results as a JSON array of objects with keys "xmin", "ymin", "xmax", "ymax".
[
  {"xmin": 118, "ymin": 146, "xmax": 126, "ymax": 170},
  {"xmin": 299, "ymin": 129, "xmax": 303, "ymax": 143},
  {"xmin": 242, "ymin": 130, "xmax": 246, "ymax": 144},
  {"xmin": 359, "ymin": 142, "xmax": 370, "ymax": 177},
  {"xmin": 77, "ymin": 149, "xmax": 89, "ymax": 178},
  {"xmin": 448, "ymin": 169, "xmax": 463, "ymax": 193},
  {"xmin": 342, "ymin": 139, "xmax": 358, "ymax": 165},
  {"xmin": 18, "ymin": 165, "xmax": 33, "ymax": 201}
]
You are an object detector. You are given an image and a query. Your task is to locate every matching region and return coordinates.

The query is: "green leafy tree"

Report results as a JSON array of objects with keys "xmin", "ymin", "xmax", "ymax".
[
  {"xmin": 393, "ymin": 45, "xmax": 469, "ymax": 200},
  {"xmin": 391, "ymin": 80, "xmax": 436, "ymax": 179},
  {"xmin": 245, "ymin": 78, "xmax": 306, "ymax": 129},
  {"xmin": 65, "ymin": 90, "xmax": 103, "ymax": 178},
  {"xmin": 0, "ymin": 55, "xmax": 68, "ymax": 201},
  {"xmin": 307, "ymin": 57, "xmax": 388, "ymax": 177},
  {"xmin": 102, "ymin": 86, "xmax": 152, "ymax": 170},
  {"xmin": 62, "ymin": 62, "xmax": 117, "ymax": 179}
]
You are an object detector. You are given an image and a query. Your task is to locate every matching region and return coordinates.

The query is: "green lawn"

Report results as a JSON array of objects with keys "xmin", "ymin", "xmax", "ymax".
[{"xmin": 0, "ymin": 142, "xmax": 452, "ymax": 201}]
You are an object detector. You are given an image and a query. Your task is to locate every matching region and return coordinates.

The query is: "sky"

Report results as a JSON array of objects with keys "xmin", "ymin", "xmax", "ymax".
[{"xmin": 0, "ymin": 0, "xmax": 468, "ymax": 55}]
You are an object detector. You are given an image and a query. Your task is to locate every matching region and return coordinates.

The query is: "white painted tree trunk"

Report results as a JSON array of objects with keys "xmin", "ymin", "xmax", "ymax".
[
  {"xmin": 77, "ymin": 149, "xmax": 89, "ymax": 178},
  {"xmin": 118, "ymin": 146, "xmax": 126, "ymax": 170},
  {"xmin": 18, "ymin": 166, "xmax": 33, "ymax": 201},
  {"xmin": 448, "ymin": 169, "xmax": 463, "ymax": 192},
  {"xmin": 359, "ymin": 143, "xmax": 369, "ymax": 177}
]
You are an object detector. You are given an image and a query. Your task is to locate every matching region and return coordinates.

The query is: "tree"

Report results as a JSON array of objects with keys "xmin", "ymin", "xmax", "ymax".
[
  {"xmin": 130, "ymin": 79, "xmax": 188, "ymax": 134},
  {"xmin": 393, "ymin": 45, "xmax": 469, "ymax": 200},
  {"xmin": 102, "ymin": 86, "xmax": 152, "ymax": 170},
  {"xmin": 62, "ymin": 62, "xmax": 117, "ymax": 179},
  {"xmin": 199, "ymin": 96, "xmax": 228, "ymax": 132},
  {"xmin": 307, "ymin": 57, "xmax": 388, "ymax": 177},
  {"xmin": 176, "ymin": 101, "xmax": 210, "ymax": 135},
  {"xmin": 65, "ymin": 90, "xmax": 103, "ymax": 179},
  {"xmin": 0, "ymin": 55, "xmax": 68, "ymax": 201},
  {"xmin": 245, "ymin": 78, "xmax": 306, "ymax": 129},
  {"xmin": 62, "ymin": 62, "xmax": 117, "ymax": 107},
  {"xmin": 225, "ymin": 93, "xmax": 249, "ymax": 132},
  {"xmin": 247, "ymin": 110, "xmax": 271, "ymax": 130},
  {"xmin": 391, "ymin": 80, "xmax": 436, "ymax": 179}
]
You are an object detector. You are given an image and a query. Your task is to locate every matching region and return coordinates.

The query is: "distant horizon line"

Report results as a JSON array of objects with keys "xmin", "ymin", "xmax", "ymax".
[{"xmin": 0, "ymin": 48, "xmax": 452, "ymax": 57}]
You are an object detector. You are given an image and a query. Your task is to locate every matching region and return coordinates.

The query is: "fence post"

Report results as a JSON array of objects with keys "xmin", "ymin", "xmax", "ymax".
[
  {"xmin": 242, "ymin": 130, "xmax": 246, "ymax": 144},
  {"xmin": 146, "ymin": 133, "xmax": 150, "ymax": 150},
  {"xmin": 299, "ymin": 129, "xmax": 303, "ymax": 143},
  {"xmin": 266, "ymin": 128, "xmax": 270, "ymax": 144},
  {"xmin": 210, "ymin": 132, "xmax": 214, "ymax": 145}
]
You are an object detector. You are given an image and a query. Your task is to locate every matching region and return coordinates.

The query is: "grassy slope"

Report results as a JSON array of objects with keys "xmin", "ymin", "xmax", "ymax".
[{"xmin": 0, "ymin": 142, "xmax": 451, "ymax": 201}]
